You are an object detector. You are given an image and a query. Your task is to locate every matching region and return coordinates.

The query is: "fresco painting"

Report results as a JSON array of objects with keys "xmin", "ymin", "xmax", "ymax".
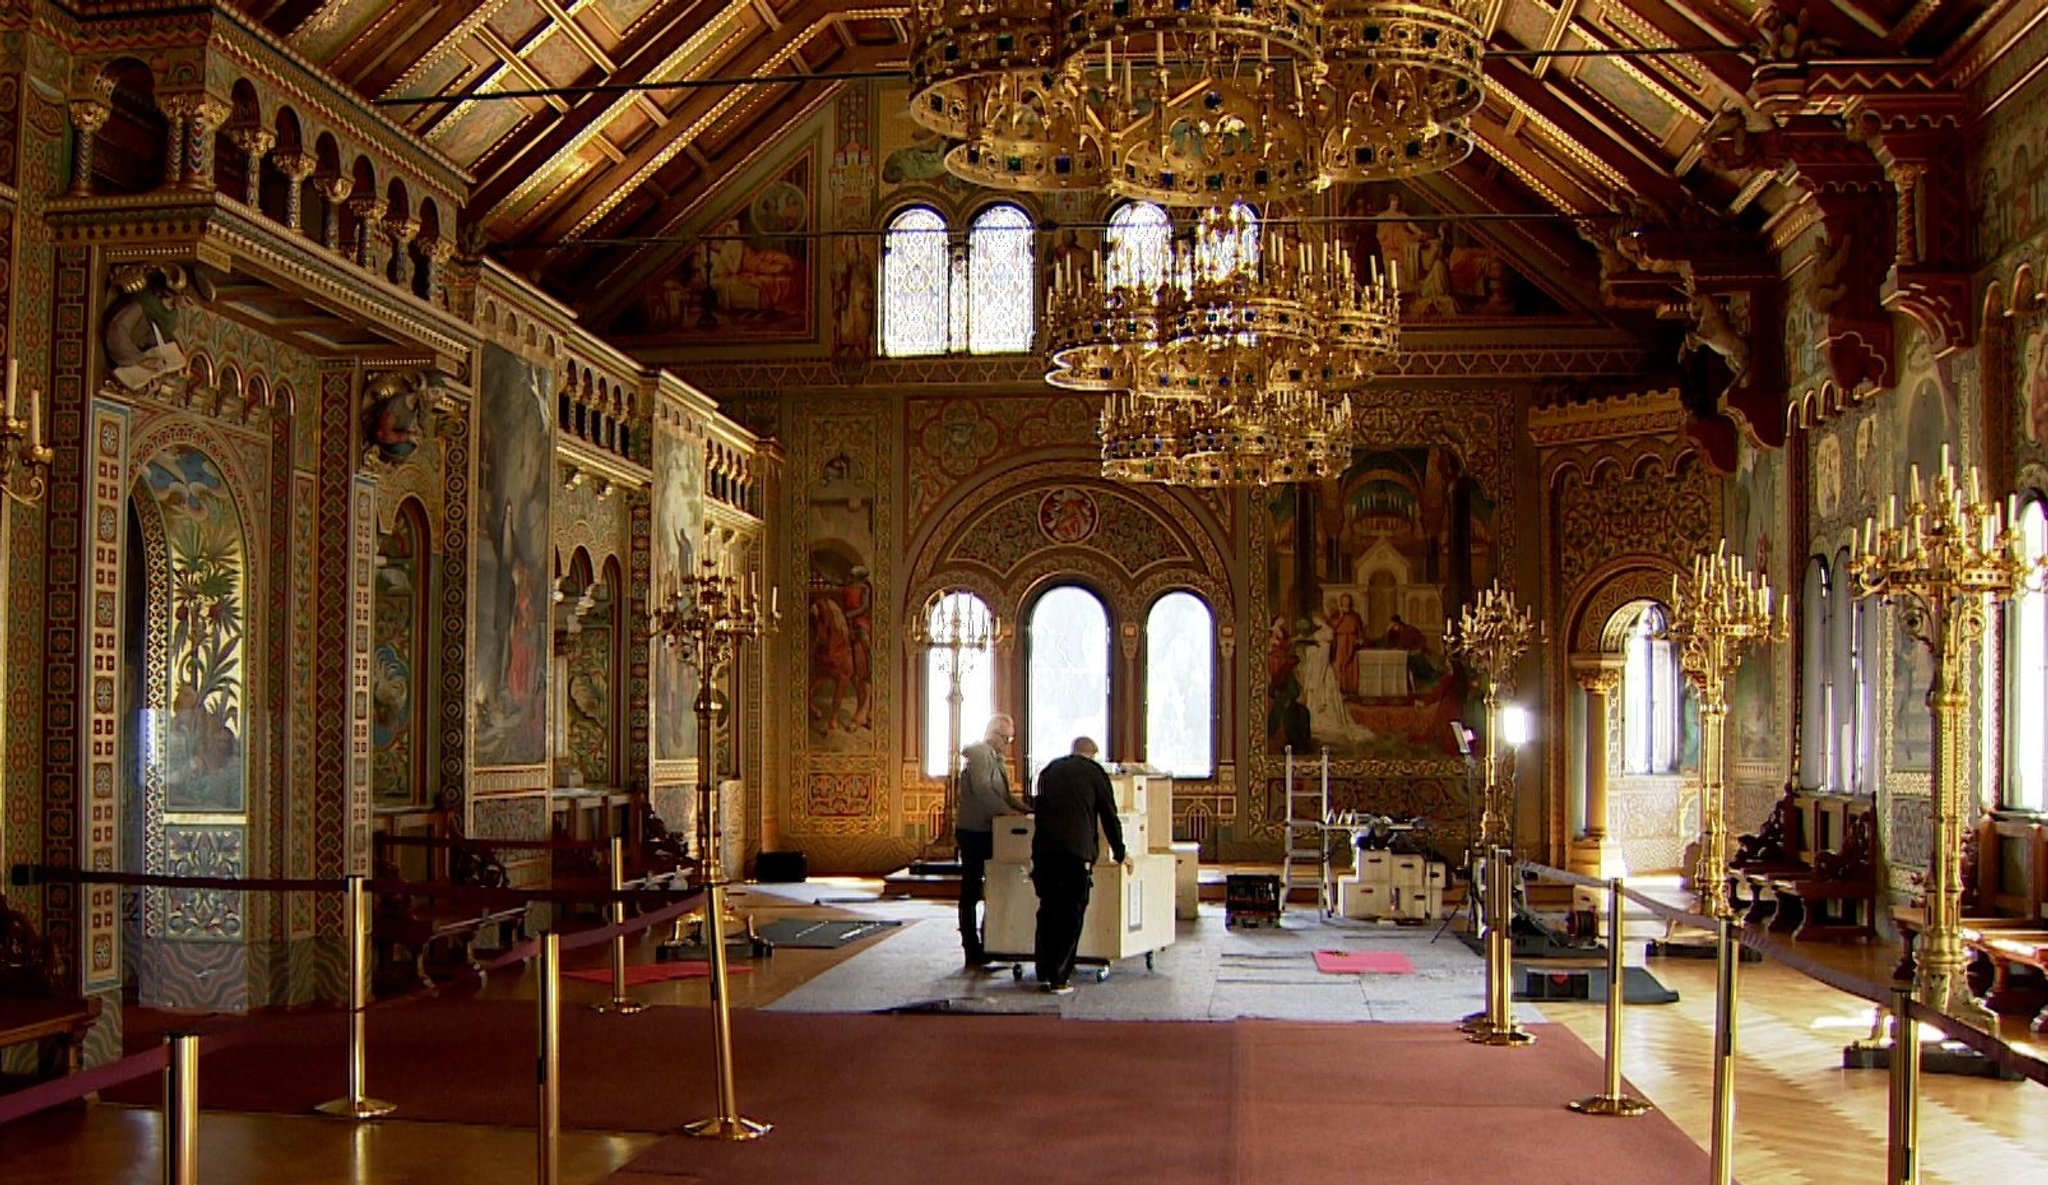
[
  {"xmin": 140, "ymin": 445, "xmax": 249, "ymax": 814},
  {"xmin": 1891, "ymin": 369, "xmax": 1957, "ymax": 773},
  {"xmin": 372, "ymin": 508, "xmax": 423, "ymax": 806},
  {"xmin": 630, "ymin": 156, "xmax": 814, "ymax": 340},
  {"xmin": 806, "ymin": 453, "xmax": 876, "ymax": 748},
  {"xmin": 474, "ymin": 344, "xmax": 554, "ymax": 767},
  {"xmin": 1338, "ymin": 185, "xmax": 1564, "ymax": 320},
  {"xmin": 1732, "ymin": 443, "xmax": 1780, "ymax": 761},
  {"xmin": 1266, "ymin": 447, "xmax": 1493, "ymax": 759},
  {"xmin": 655, "ymin": 430, "xmax": 704, "ymax": 761}
]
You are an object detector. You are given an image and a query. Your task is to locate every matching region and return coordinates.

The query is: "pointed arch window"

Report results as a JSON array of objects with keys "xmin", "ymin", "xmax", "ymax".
[
  {"xmin": 1623, "ymin": 604, "xmax": 1679, "ymax": 774},
  {"xmin": 879, "ymin": 203, "xmax": 1036, "ymax": 357},
  {"xmin": 2007, "ymin": 499, "xmax": 2048, "ymax": 812},
  {"xmin": 922, "ymin": 591, "xmax": 999, "ymax": 778},
  {"xmin": 1145, "ymin": 591, "xmax": 1213, "ymax": 778},
  {"xmin": 1830, "ymin": 546, "xmax": 1861, "ymax": 795},
  {"xmin": 1801, "ymin": 556, "xmax": 1835, "ymax": 791},
  {"xmin": 1025, "ymin": 585, "xmax": 1111, "ymax": 786}
]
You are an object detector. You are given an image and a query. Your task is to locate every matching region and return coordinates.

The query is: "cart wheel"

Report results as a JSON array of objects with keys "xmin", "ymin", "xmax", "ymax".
[
  {"xmin": 1094, "ymin": 966, "xmax": 1109, "ymax": 983},
  {"xmin": 1144, "ymin": 951, "xmax": 1155, "ymax": 971},
  {"xmin": 1011, "ymin": 964, "xmax": 1023, "ymax": 981}
]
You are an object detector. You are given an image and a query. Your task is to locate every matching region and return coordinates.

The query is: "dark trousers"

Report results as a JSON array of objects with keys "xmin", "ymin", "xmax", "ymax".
[
  {"xmin": 957, "ymin": 829, "xmax": 993, "ymax": 959},
  {"xmin": 1032, "ymin": 857, "xmax": 1093, "ymax": 987}
]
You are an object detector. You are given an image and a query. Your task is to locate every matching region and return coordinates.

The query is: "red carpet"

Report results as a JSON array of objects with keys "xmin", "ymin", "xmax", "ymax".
[
  {"xmin": 563, "ymin": 961, "xmax": 753, "ymax": 985},
  {"xmin": 99, "ymin": 1000, "xmax": 1711, "ymax": 1184},
  {"xmin": 1312, "ymin": 949, "xmax": 1415, "ymax": 974}
]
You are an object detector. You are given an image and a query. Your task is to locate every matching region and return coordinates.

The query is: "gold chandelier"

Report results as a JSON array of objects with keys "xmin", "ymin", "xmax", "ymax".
[{"xmin": 907, "ymin": 0, "xmax": 1488, "ymax": 197}]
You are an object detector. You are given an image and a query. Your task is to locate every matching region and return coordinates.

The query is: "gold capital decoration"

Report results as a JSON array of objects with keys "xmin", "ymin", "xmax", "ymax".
[
  {"xmin": 1850, "ymin": 450, "xmax": 2042, "ymax": 1028},
  {"xmin": 1664, "ymin": 542, "xmax": 1788, "ymax": 921},
  {"xmin": 1445, "ymin": 581, "xmax": 1542, "ymax": 850}
]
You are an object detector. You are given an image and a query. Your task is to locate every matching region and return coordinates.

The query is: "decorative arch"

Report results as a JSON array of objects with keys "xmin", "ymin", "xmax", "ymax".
[
  {"xmin": 1568, "ymin": 559, "xmax": 1682, "ymax": 655},
  {"xmin": 372, "ymin": 497, "xmax": 433, "ymax": 809}
]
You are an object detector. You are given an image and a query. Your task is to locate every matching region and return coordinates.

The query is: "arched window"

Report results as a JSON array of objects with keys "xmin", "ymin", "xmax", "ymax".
[
  {"xmin": 881, "ymin": 206, "xmax": 949, "ymax": 357},
  {"xmin": 1193, "ymin": 201, "xmax": 1260, "ymax": 282},
  {"xmin": 1800, "ymin": 555, "xmax": 1834, "ymax": 791},
  {"xmin": 922, "ymin": 591, "xmax": 998, "ymax": 778},
  {"xmin": 1622, "ymin": 603, "xmax": 1679, "ymax": 774},
  {"xmin": 1105, "ymin": 201, "xmax": 1170, "ymax": 291},
  {"xmin": 1144, "ymin": 592, "xmax": 1213, "ymax": 778},
  {"xmin": 967, "ymin": 204, "xmax": 1034, "ymax": 353},
  {"xmin": 2007, "ymin": 499, "xmax": 2048, "ymax": 812},
  {"xmin": 1025, "ymin": 585, "xmax": 1110, "ymax": 786},
  {"xmin": 880, "ymin": 203, "xmax": 1037, "ymax": 357},
  {"xmin": 1830, "ymin": 546, "xmax": 1859, "ymax": 795}
]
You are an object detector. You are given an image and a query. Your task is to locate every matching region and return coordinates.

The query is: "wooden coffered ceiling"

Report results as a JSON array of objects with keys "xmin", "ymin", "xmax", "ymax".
[{"xmin": 219, "ymin": 0, "xmax": 2016, "ymax": 322}]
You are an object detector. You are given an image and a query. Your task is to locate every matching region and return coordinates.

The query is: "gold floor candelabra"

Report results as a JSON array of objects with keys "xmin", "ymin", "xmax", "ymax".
[
  {"xmin": 1849, "ymin": 452, "xmax": 2041, "ymax": 1027},
  {"xmin": 1665, "ymin": 543, "xmax": 1787, "ymax": 922},
  {"xmin": 1445, "ymin": 583, "xmax": 1540, "ymax": 852},
  {"xmin": 910, "ymin": 591, "xmax": 998, "ymax": 864},
  {"xmin": 653, "ymin": 553, "xmax": 777, "ymax": 1140}
]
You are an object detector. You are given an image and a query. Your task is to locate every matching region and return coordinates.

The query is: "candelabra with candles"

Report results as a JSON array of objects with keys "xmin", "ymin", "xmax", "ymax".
[
  {"xmin": 1444, "ymin": 583, "xmax": 1541, "ymax": 852},
  {"xmin": 0, "ymin": 359, "xmax": 51, "ymax": 505},
  {"xmin": 651, "ymin": 549, "xmax": 778, "ymax": 1140},
  {"xmin": 910, "ymin": 590, "xmax": 1000, "ymax": 866},
  {"xmin": 1850, "ymin": 450, "xmax": 2041, "ymax": 1027},
  {"xmin": 1664, "ymin": 543, "xmax": 1788, "ymax": 923}
]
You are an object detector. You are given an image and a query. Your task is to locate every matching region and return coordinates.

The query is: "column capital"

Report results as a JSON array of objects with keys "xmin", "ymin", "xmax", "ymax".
[
  {"xmin": 314, "ymin": 174, "xmax": 354, "ymax": 204},
  {"xmin": 273, "ymin": 150, "xmax": 319, "ymax": 182},
  {"xmin": 1570, "ymin": 656, "xmax": 1624, "ymax": 695},
  {"xmin": 346, "ymin": 196, "xmax": 389, "ymax": 223},
  {"xmin": 69, "ymin": 99, "xmax": 109, "ymax": 134},
  {"xmin": 228, "ymin": 125, "xmax": 275, "ymax": 159}
]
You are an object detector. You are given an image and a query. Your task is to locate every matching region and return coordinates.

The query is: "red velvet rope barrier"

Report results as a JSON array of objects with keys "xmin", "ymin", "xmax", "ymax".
[{"xmin": 16, "ymin": 865, "xmax": 696, "ymax": 908}]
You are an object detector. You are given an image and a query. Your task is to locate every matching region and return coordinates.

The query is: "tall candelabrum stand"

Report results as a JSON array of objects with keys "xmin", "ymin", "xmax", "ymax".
[
  {"xmin": 910, "ymin": 592, "xmax": 998, "ymax": 867},
  {"xmin": 1662, "ymin": 544, "xmax": 1787, "ymax": 929},
  {"xmin": 1444, "ymin": 584, "xmax": 1540, "ymax": 855},
  {"xmin": 1850, "ymin": 454, "xmax": 2040, "ymax": 1029},
  {"xmin": 1445, "ymin": 583, "xmax": 1539, "ymax": 1046},
  {"xmin": 653, "ymin": 557, "xmax": 777, "ymax": 1141}
]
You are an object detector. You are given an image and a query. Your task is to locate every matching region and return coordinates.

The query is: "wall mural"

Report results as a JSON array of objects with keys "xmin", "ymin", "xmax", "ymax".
[
  {"xmin": 139, "ymin": 445, "xmax": 249, "ymax": 814},
  {"xmin": 1338, "ymin": 184, "xmax": 1565, "ymax": 320},
  {"xmin": 1731, "ymin": 441, "xmax": 1781, "ymax": 762},
  {"xmin": 654, "ymin": 428, "xmax": 704, "ymax": 761},
  {"xmin": 1265, "ymin": 447, "xmax": 1492, "ymax": 760},
  {"xmin": 474, "ymin": 344, "xmax": 553, "ymax": 767},
  {"xmin": 807, "ymin": 453, "xmax": 877, "ymax": 745},
  {"xmin": 624, "ymin": 154, "xmax": 814, "ymax": 341},
  {"xmin": 1890, "ymin": 352, "xmax": 1960, "ymax": 773},
  {"xmin": 372, "ymin": 505, "xmax": 424, "ymax": 807}
]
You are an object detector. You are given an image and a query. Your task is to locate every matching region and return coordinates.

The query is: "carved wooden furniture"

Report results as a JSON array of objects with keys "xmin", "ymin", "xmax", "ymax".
[
  {"xmin": 0, "ymin": 896, "xmax": 102, "ymax": 1094},
  {"xmin": 1727, "ymin": 792, "xmax": 1878, "ymax": 940},
  {"xmin": 1897, "ymin": 820, "xmax": 2048, "ymax": 1030},
  {"xmin": 372, "ymin": 837, "xmax": 530, "ymax": 992}
]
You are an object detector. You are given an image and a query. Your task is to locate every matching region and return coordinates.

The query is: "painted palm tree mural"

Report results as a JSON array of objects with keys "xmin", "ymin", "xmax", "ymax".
[{"xmin": 142, "ymin": 446, "xmax": 248, "ymax": 813}]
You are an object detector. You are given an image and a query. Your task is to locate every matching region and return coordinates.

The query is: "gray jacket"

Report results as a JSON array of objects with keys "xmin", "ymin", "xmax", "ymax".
[{"xmin": 956, "ymin": 739, "xmax": 1029, "ymax": 832}]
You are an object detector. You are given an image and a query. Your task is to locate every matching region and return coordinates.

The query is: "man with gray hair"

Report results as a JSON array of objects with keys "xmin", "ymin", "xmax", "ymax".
[
  {"xmin": 956, "ymin": 712, "xmax": 1030, "ymax": 968},
  {"xmin": 1030, "ymin": 736, "xmax": 1127, "ymax": 993}
]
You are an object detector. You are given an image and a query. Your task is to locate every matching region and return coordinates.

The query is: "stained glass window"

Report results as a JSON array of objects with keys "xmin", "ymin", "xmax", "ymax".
[
  {"xmin": 1194, "ymin": 201, "xmax": 1260, "ymax": 283},
  {"xmin": 881, "ymin": 206, "xmax": 948, "ymax": 357},
  {"xmin": 879, "ymin": 203, "xmax": 1037, "ymax": 357},
  {"xmin": 1623, "ymin": 604, "xmax": 1678, "ymax": 774},
  {"xmin": 968, "ymin": 204, "xmax": 1035, "ymax": 353},
  {"xmin": 1145, "ymin": 591, "xmax": 1213, "ymax": 778},
  {"xmin": 922, "ymin": 591, "xmax": 998, "ymax": 778},
  {"xmin": 1025, "ymin": 585, "xmax": 1111, "ymax": 786},
  {"xmin": 2009, "ymin": 500, "xmax": 2048, "ymax": 812},
  {"xmin": 1105, "ymin": 201, "xmax": 1170, "ymax": 291}
]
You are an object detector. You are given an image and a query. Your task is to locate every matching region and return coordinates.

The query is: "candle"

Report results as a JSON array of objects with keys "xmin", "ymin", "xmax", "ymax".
[
  {"xmin": 1910, "ymin": 464, "xmax": 1923, "ymax": 505},
  {"xmin": 4, "ymin": 358, "xmax": 14, "ymax": 422},
  {"xmin": 771, "ymin": 585, "xmax": 779, "ymax": 617},
  {"xmin": 29, "ymin": 388, "xmax": 40, "ymax": 451}
]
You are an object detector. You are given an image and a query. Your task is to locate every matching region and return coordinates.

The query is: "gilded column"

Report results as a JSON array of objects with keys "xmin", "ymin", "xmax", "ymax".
[
  {"xmin": 228, "ymin": 125, "xmax": 275, "ymax": 207},
  {"xmin": 1568, "ymin": 659, "xmax": 1625, "ymax": 878},
  {"xmin": 157, "ymin": 95, "xmax": 194, "ymax": 189},
  {"xmin": 159, "ymin": 95, "xmax": 229, "ymax": 189},
  {"xmin": 347, "ymin": 196, "xmax": 388, "ymax": 272},
  {"xmin": 383, "ymin": 216, "xmax": 420, "ymax": 290},
  {"xmin": 67, "ymin": 99, "xmax": 109, "ymax": 197},
  {"xmin": 273, "ymin": 151, "xmax": 317, "ymax": 234},
  {"xmin": 415, "ymin": 236, "xmax": 454, "ymax": 308}
]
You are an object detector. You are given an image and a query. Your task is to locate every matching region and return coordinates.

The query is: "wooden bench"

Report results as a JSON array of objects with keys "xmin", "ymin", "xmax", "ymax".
[
  {"xmin": 1728, "ymin": 791, "xmax": 1878, "ymax": 941},
  {"xmin": 0, "ymin": 896, "xmax": 102, "ymax": 1094},
  {"xmin": 372, "ymin": 838, "xmax": 530, "ymax": 992}
]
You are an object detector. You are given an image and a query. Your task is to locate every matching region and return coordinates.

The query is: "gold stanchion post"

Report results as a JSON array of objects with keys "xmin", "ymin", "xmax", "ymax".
[
  {"xmin": 1570, "ymin": 877, "xmax": 1651, "ymax": 1115},
  {"xmin": 593, "ymin": 836, "xmax": 646, "ymax": 1015},
  {"xmin": 653, "ymin": 544, "xmax": 774, "ymax": 1141},
  {"xmin": 316, "ymin": 873, "xmax": 395, "ymax": 1118},
  {"xmin": 1456, "ymin": 849, "xmax": 1492, "ymax": 1034},
  {"xmin": 163, "ymin": 1032, "xmax": 199, "ymax": 1185},
  {"xmin": 1851, "ymin": 454, "xmax": 2042, "ymax": 1027},
  {"xmin": 1470, "ymin": 848, "xmax": 1534, "ymax": 1047},
  {"xmin": 537, "ymin": 932, "xmax": 560, "ymax": 1185},
  {"xmin": 1709, "ymin": 916, "xmax": 1740, "ymax": 1185},
  {"xmin": 1887, "ymin": 986, "xmax": 1920, "ymax": 1185}
]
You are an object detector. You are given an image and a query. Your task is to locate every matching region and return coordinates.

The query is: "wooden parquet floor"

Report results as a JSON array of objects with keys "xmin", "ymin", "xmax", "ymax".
[{"xmin": 2, "ymin": 889, "xmax": 2044, "ymax": 1184}]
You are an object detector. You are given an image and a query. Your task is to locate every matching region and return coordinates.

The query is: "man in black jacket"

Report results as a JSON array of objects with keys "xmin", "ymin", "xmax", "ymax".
[{"xmin": 1030, "ymin": 736, "xmax": 1127, "ymax": 993}]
